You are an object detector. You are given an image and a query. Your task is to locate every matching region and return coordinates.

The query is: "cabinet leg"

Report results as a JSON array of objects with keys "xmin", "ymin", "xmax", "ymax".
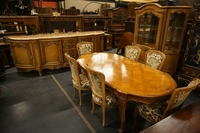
[
  {"xmin": 17, "ymin": 68, "xmax": 21, "ymax": 72},
  {"xmin": 38, "ymin": 69, "xmax": 42, "ymax": 76}
]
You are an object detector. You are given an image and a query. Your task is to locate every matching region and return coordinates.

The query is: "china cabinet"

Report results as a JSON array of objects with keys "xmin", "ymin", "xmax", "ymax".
[
  {"xmin": 179, "ymin": 4, "xmax": 200, "ymax": 83},
  {"xmin": 133, "ymin": 3, "xmax": 191, "ymax": 74},
  {"xmin": 106, "ymin": 7, "xmax": 128, "ymax": 48}
]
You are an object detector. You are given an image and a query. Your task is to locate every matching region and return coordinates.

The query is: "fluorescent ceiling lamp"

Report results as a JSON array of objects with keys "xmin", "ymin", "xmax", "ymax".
[{"xmin": 115, "ymin": 0, "xmax": 158, "ymax": 3}]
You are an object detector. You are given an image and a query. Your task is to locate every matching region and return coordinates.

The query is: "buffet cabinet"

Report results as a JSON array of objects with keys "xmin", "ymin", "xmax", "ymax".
[
  {"xmin": 179, "ymin": 5, "xmax": 200, "ymax": 83},
  {"xmin": 8, "ymin": 31, "xmax": 104, "ymax": 76},
  {"xmin": 133, "ymin": 3, "xmax": 191, "ymax": 74}
]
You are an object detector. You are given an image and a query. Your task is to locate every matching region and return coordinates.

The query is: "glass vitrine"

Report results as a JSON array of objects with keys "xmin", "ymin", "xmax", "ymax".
[
  {"xmin": 137, "ymin": 12, "xmax": 159, "ymax": 46},
  {"xmin": 134, "ymin": 3, "xmax": 191, "ymax": 74},
  {"xmin": 134, "ymin": 3, "xmax": 166, "ymax": 49},
  {"xmin": 163, "ymin": 11, "xmax": 187, "ymax": 53}
]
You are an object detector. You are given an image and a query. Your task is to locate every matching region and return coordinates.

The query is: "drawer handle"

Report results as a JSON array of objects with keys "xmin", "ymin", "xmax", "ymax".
[{"xmin": 68, "ymin": 40, "xmax": 73, "ymax": 43}]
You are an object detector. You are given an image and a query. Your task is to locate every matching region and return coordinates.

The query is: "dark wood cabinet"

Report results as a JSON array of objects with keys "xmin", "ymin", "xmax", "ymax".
[
  {"xmin": 104, "ymin": 33, "xmax": 112, "ymax": 50},
  {"xmin": 179, "ymin": 6, "xmax": 200, "ymax": 83},
  {"xmin": 106, "ymin": 7, "xmax": 128, "ymax": 48},
  {"xmin": 82, "ymin": 16, "xmax": 111, "ymax": 31}
]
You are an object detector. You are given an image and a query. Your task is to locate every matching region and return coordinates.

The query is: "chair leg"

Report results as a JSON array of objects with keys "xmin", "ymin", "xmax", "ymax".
[
  {"xmin": 79, "ymin": 90, "xmax": 82, "ymax": 106},
  {"xmin": 132, "ymin": 107, "xmax": 138, "ymax": 130},
  {"xmin": 102, "ymin": 106, "xmax": 106, "ymax": 127},
  {"xmin": 91, "ymin": 99, "xmax": 95, "ymax": 114},
  {"xmin": 73, "ymin": 87, "xmax": 76, "ymax": 98}
]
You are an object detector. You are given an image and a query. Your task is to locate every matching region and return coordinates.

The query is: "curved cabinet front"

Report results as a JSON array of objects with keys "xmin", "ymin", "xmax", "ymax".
[
  {"xmin": 8, "ymin": 31, "xmax": 104, "ymax": 76},
  {"xmin": 10, "ymin": 40, "xmax": 42, "ymax": 75}
]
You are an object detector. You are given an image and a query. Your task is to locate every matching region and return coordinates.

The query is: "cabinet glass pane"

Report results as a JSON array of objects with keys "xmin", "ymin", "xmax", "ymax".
[
  {"xmin": 113, "ymin": 12, "xmax": 121, "ymax": 24},
  {"xmin": 165, "ymin": 13, "xmax": 186, "ymax": 51},
  {"xmin": 137, "ymin": 12, "xmax": 159, "ymax": 46}
]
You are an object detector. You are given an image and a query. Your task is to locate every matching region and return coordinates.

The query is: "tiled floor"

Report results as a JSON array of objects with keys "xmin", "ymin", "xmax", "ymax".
[{"xmin": 0, "ymin": 48, "xmax": 200, "ymax": 133}]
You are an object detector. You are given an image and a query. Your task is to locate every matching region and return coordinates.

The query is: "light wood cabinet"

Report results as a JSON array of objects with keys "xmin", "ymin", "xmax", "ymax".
[
  {"xmin": 8, "ymin": 31, "xmax": 104, "ymax": 76},
  {"xmin": 133, "ymin": 3, "xmax": 191, "ymax": 74},
  {"xmin": 10, "ymin": 40, "xmax": 42, "ymax": 75}
]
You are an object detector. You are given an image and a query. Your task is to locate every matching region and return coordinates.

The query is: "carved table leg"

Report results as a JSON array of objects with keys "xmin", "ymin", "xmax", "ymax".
[{"xmin": 118, "ymin": 94, "xmax": 127, "ymax": 133}]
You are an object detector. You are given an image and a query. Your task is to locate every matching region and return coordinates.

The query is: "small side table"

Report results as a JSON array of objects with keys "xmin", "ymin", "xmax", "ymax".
[{"xmin": 104, "ymin": 33, "xmax": 112, "ymax": 50}]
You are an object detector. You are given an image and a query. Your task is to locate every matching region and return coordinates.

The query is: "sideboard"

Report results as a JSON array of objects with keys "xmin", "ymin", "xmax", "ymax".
[{"xmin": 6, "ymin": 31, "xmax": 104, "ymax": 76}]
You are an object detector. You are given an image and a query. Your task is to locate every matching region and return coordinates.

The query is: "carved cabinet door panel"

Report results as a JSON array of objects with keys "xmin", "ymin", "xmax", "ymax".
[
  {"xmin": 10, "ymin": 40, "xmax": 36, "ymax": 68},
  {"xmin": 39, "ymin": 39, "xmax": 63, "ymax": 69}
]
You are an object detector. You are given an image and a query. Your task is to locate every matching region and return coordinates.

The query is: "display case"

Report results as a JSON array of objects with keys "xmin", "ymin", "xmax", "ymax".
[
  {"xmin": 133, "ymin": 3, "xmax": 191, "ymax": 74},
  {"xmin": 106, "ymin": 7, "xmax": 128, "ymax": 48},
  {"xmin": 179, "ymin": 4, "xmax": 200, "ymax": 83}
]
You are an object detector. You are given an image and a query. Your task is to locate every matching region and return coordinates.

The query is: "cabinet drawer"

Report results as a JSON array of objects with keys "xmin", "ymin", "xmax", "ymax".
[
  {"xmin": 78, "ymin": 36, "xmax": 94, "ymax": 42},
  {"xmin": 63, "ymin": 49, "xmax": 78, "ymax": 59},
  {"xmin": 63, "ymin": 44, "xmax": 76, "ymax": 49},
  {"xmin": 62, "ymin": 37, "xmax": 78, "ymax": 45}
]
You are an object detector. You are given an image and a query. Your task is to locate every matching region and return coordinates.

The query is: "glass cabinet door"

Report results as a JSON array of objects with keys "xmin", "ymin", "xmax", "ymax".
[
  {"xmin": 134, "ymin": 4, "xmax": 166, "ymax": 49},
  {"xmin": 137, "ymin": 13, "xmax": 159, "ymax": 46},
  {"xmin": 164, "ymin": 12, "xmax": 186, "ymax": 53}
]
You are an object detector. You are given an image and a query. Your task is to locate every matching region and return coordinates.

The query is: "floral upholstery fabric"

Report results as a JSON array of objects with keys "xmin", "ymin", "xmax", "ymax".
[
  {"xmin": 89, "ymin": 71, "xmax": 117, "ymax": 106},
  {"xmin": 78, "ymin": 43, "xmax": 93, "ymax": 56},
  {"xmin": 92, "ymin": 91, "xmax": 118, "ymax": 106},
  {"xmin": 72, "ymin": 73, "xmax": 90, "ymax": 88},
  {"xmin": 137, "ymin": 102, "xmax": 168, "ymax": 123},
  {"xmin": 146, "ymin": 52, "xmax": 163, "ymax": 69},
  {"xmin": 68, "ymin": 59, "xmax": 78, "ymax": 80},
  {"xmin": 125, "ymin": 47, "xmax": 139, "ymax": 61},
  {"xmin": 172, "ymin": 91, "xmax": 190, "ymax": 108},
  {"xmin": 90, "ymin": 73, "xmax": 102, "ymax": 95}
]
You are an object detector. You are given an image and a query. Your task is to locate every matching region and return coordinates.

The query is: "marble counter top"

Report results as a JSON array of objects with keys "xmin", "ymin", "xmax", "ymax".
[{"xmin": 7, "ymin": 31, "xmax": 105, "ymax": 40}]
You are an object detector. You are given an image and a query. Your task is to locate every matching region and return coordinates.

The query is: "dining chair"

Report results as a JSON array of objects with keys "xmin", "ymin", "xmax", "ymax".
[
  {"xmin": 64, "ymin": 53, "xmax": 90, "ymax": 106},
  {"xmin": 116, "ymin": 32, "xmax": 133, "ymax": 54},
  {"xmin": 132, "ymin": 78, "xmax": 200, "ymax": 129},
  {"xmin": 85, "ymin": 64, "xmax": 118, "ymax": 127},
  {"xmin": 124, "ymin": 45, "xmax": 141, "ymax": 61},
  {"xmin": 145, "ymin": 49, "xmax": 166, "ymax": 70},
  {"xmin": 76, "ymin": 41, "xmax": 93, "ymax": 57}
]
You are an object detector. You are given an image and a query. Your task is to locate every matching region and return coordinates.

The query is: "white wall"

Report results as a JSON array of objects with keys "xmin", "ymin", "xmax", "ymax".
[{"xmin": 65, "ymin": 0, "xmax": 115, "ymax": 13}]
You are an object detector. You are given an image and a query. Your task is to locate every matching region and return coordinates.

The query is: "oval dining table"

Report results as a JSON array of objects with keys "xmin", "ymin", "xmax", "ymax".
[{"xmin": 77, "ymin": 52, "xmax": 177, "ymax": 133}]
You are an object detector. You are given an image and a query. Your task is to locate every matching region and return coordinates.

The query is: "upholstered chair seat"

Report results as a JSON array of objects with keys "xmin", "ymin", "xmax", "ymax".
[
  {"xmin": 137, "ymin": 101, "xmax": 168, "ymax": 123},
  {"xmin": 72, "ymin": 73, "xmax": 90, "ymax": 88},
  {"xmin": 92, "ymin": 90, "xmax": 118, "ymax": 106}
]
